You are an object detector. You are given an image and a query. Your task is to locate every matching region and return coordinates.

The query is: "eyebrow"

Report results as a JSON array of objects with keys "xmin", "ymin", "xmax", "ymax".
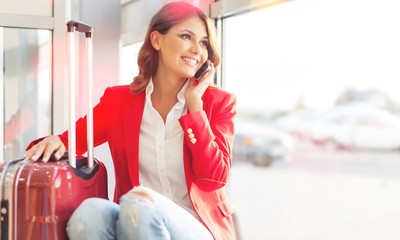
[{"xmin": 180, "ymin": 29, "xmax": 208, "ymax": 40}]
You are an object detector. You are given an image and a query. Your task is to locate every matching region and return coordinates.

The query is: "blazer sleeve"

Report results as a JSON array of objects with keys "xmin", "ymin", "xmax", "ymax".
[
  {"xmin": 58, "ymin": 87, "xmax": 112, "ymax": 155},
  {"xmin": 179, "ymin": 91, "xmax": 237, "ymax": 192}
]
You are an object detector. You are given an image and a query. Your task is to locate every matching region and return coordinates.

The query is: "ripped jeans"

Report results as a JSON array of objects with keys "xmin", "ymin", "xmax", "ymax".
[{"xmin": 66, "ymin": 186, "xmax": 214, "ymax": 240}]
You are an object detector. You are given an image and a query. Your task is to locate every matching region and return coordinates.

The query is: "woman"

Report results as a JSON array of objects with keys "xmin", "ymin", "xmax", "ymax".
[{"xmin": 25, "ymin": 2, "xmax": 236, "ymax": 240}]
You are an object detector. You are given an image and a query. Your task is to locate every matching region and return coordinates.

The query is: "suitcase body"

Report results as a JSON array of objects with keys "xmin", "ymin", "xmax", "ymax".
[
  {"xmin": 0, "ymin": 20, "xmax": 108, "ymax": 239},
  {"xmin": 0, "ymin": 156, "xmax": 108, "ymax": 240}
]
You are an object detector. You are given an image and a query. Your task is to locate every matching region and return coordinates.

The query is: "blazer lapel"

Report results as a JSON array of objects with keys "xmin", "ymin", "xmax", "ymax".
[{"xmin": 124, "ymin": 91, "xmax": 145, "ymax": 186}]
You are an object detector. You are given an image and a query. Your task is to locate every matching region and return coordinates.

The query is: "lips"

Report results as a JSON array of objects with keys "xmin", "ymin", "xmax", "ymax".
[{"xmin": 182, "ymin": 56, "xmax": 199, "ymax": 66}]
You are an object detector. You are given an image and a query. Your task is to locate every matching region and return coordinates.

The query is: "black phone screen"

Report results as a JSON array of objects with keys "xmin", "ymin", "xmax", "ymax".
[{"xmin": 194, "ymin": 62, "xmax": 210, "ymax": 80}]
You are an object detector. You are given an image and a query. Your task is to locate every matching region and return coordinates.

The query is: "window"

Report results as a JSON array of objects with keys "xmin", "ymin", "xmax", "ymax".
[
  {"xmin": 120, "ymin": 41, "xmax": 143, "ymax": 85},
  {"xmin": 1, "ymin": 28, "xmax": 52, "ymax": 161},
  {"xmin": 224, "ymin": 1, "xmax": 400, "ymax": 239}
]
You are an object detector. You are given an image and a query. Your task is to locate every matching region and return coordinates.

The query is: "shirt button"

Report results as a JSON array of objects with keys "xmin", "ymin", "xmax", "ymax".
[
  {"xmin": 187, "ymin": 128, "xmax": 193, "ymax": 134},
  {"xmin": 190, "ymin": 138, "xmax": 197, "ymax": 144}
]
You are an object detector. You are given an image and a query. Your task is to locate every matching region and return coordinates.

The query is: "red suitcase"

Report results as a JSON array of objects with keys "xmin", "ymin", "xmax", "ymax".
[{"xmin": 0, "ymin": 20, "xmax": 108, "ymax": 240}]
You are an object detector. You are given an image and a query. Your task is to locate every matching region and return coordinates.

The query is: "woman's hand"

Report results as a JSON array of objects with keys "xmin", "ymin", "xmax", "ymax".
[
  {"xmin": 25, "ymin": 135, "xmax": 66, "ymax": 162},
  {"xmin": 185, "ymin": 61, "xmax": 215, "ymax": 113}
]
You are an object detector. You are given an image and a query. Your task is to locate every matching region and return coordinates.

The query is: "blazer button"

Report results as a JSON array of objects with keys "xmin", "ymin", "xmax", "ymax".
[
  {"xmin": 188, "ymin": 133, "xmax": 195, "ymax": 138},
  {"xmin": 187, "ymin": 128, "xmax": 193, "ymax": 134},
  {"xmin": 190, "ymin": 138, "xmax": 197, "ymax": 144}
]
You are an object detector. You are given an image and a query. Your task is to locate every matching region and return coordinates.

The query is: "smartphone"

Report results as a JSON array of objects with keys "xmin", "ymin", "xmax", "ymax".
[{"xmin": 194, "ymin": 61, "xmax": 211, "ymax": 80}]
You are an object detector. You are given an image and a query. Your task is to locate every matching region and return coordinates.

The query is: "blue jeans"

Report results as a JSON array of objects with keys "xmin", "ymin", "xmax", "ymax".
[{"xmin": 66, "ymin": 186, "xmax": 214, "ymax": 240}]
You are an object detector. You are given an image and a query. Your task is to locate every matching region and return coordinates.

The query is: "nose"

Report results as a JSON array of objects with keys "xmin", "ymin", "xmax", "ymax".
[{"xmin": 190, "ymin": 41, "xmax": 203, "ymax": 55}]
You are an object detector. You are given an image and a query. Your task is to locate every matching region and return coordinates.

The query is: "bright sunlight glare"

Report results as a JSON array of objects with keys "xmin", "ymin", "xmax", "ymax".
[{"xmin": 224, "ymin": 0, "xmax": 400, "ymax": 112}]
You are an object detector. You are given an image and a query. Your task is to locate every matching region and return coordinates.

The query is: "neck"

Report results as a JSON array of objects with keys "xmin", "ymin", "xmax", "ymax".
[
  {"xmin": 152, "ymin": 72, "xmax": 186, "ymax": 101},
  {"xmin": 151, "ymin": 73, "xmax": 187, "ymax": 123}
]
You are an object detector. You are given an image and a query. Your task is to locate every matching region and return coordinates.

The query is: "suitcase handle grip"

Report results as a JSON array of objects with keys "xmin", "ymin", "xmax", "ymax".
[{"xmin": 67, "ymin": 20, "xmax": 93, "ymax": 38}]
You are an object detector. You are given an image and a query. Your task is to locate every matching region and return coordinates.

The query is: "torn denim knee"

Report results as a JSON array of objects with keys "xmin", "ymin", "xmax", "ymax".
[
  {"xmin": 124, "ymin": 186, "xmax": 155, "ymax": 206},
  {"xmin": 121, "ymin": 186, "xmax": 157, "ymax": 228}
]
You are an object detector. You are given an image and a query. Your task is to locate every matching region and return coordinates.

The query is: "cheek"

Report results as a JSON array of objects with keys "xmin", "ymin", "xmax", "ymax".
[
  {"xmin": 203, "ymin": 50, "xmax": 209, "ymax": 62},
  {"xmin": 169, "ymin": 44, "xmax": 187, "ymax": 63},
  {"xmin": 159, "ymin": 47, "xmax": 178, "ymax": 65}
]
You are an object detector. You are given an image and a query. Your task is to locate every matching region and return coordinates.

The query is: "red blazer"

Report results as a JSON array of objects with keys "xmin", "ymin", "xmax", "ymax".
[{"xmin": 34, "ymin": 85, "xmax": 237, "ymax": 240}]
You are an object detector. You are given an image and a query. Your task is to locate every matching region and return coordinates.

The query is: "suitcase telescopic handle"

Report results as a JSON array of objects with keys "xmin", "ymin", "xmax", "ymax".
[
  {"xmin": 66, "ymin": 20, "xmax": 94, "ymax": 169},
  {"xmin": 67, "ymin": 20, "xmax": 93, "ymax": 37}
]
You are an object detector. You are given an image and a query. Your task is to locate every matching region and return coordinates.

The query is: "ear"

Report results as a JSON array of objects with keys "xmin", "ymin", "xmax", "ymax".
[{"xmin": 150, "ymin": 30, "xmax": 161, "ymax": 50}]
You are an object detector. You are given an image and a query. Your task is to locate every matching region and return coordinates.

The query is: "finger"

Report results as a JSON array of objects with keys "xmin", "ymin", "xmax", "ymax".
[
  {"xmin": 209, "ymin": 62, "xmax": 215, "ymax": 75},
  {"xmin": 41, "ymin": 150, "xmax": 52, "ymax": 163},
  {"xmin": 24, "ymin": 148, "xmax": 35, "ymax": 161},
  {"xmin": 41, "ymin": 141, "xmax": 59, "ymax": 163},
  {"xmin": 30, "ymin": 143, "xmax": 46, "ymax": 162},
  {"xmin": 200, "ymin": 63, "xmax": 215, "ymax": 82},
  {"xmin": 197, "ymin": 71, "xmax": 213, "ymax": 88},
  {"xmin": 54, "ymin": 144, "xmax": 66, "ymax": 160},
  {"xmin": 188, "ymin": 77, "xmax": 196, "ymax": 86}
]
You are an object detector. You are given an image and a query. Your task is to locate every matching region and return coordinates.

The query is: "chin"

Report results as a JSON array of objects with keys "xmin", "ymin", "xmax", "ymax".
[{"xmin": 182, "ymin": 72, "xmax": 196, "ymax": 79}]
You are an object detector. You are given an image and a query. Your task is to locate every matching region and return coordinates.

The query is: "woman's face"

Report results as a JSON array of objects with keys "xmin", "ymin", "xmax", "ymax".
[{"xmin": 153, "ymin": 16, "xmax": 209, "ymax": 79}]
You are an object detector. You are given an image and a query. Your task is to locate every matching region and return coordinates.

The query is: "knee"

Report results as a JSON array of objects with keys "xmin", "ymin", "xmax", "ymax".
[
  {"xmin": 122, "ymin": 186, "xmax": 156, "ymax": 205},
  {"xmin": 119, "ymin": 187, "xmax": 158, "ymax": 227},
  {"xmin": 67, "ymin": 198, "xmax": 118, "ymax": 233},
  {"xmin": 123, "ymin": 186, "xmax": 155, "ymax": 202}
]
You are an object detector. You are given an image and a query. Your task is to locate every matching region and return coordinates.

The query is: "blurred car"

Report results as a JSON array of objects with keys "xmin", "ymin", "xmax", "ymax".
[
  {"xmin": 233, "ymin": 119, "xmax": 295, "ymax": 167},
  {"xmin": 274, "ymin": 110, "xmax": 322, "ymax": 140},
  {"xmin": 309, "ymin": 103, "xmax": 400, "ymax": 150}
]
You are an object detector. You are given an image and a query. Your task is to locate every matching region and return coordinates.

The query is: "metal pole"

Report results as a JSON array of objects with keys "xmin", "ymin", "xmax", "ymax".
[
  {"xmin": 66, "ymin": 31, "xmax": 76, "ymax": 168},
  {"xmin": 86, "ymin": 36, "xmax": 94, "ymax": 168}
]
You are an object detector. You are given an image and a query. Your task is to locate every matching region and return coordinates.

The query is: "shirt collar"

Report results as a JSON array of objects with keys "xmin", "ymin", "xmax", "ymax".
[
  {"xmin": 177, "ymin": 80, "xmax": 189, "ymax": 103},
  {"xmin": 145, "ymin": 79, "xmax": 154, "ymax": 98}
]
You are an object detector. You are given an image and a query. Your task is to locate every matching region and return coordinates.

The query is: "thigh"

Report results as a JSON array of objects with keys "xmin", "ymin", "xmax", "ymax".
[{"xmin": 117, "ymin": 186, "xmax": 214, "ymax": 240}]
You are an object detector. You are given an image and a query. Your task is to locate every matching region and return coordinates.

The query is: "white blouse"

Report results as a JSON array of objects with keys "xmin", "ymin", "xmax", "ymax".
[{"xmin": 138, "ymin": 79, "xmax": 198, "ymax": 219}]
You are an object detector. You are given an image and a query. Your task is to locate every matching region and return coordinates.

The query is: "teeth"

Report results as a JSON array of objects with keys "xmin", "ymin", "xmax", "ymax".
[{"xmin": 182, "ymin": 57, "xmax": 198, "ymax": 65}]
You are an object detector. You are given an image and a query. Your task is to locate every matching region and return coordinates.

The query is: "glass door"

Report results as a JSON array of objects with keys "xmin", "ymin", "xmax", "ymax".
[{"xmin": 1, "ymin": 28, "xmax": 52, "ymax": 162}]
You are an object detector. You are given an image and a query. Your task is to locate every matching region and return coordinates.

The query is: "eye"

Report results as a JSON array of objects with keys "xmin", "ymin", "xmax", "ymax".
[
  {"xmin": 200, "ymin": 40, "xmax": 209, "ymax": 47},
  {"xmin": 180, "ymin": 33, "xmax": 191, "ymax": 40}
]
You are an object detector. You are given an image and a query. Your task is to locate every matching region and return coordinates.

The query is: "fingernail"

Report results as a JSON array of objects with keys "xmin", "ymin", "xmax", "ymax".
[
  {"xmin": 31, "ymin": 155, "xmax": 38, "ymax": 161},
  {"xmin": 55, "ymin": 153, "xmax": 61, "ymax": 160}
]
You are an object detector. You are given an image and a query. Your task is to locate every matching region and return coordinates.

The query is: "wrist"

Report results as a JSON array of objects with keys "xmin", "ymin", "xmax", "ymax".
[{"xmin": 187, "ymin": 97, "xmax": 203, "ymax": 113}]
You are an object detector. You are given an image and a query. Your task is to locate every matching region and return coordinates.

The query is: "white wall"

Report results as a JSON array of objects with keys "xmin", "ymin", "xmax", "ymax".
[
  {"xmin": 121, "ymin": 0, "xmax": 214, "ymax": 46},
  {"xmin": 0, "ymin": 0, "xmax": 52, "ymax": 16},
  {"xmin": 210, "ymin": 0, "xmax": 290, "ymax": 18}
]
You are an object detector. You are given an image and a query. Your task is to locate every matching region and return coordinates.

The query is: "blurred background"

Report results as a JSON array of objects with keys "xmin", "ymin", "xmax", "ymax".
[{"xmin": 222, "ymin": 1, "xmax": 400, "ymax": 239}]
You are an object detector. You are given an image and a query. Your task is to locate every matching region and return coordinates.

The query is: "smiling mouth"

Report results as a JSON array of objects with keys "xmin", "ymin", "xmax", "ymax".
[{"xmin": 182, "ymin": 57, "xmax": 199, "ymax": 67}]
